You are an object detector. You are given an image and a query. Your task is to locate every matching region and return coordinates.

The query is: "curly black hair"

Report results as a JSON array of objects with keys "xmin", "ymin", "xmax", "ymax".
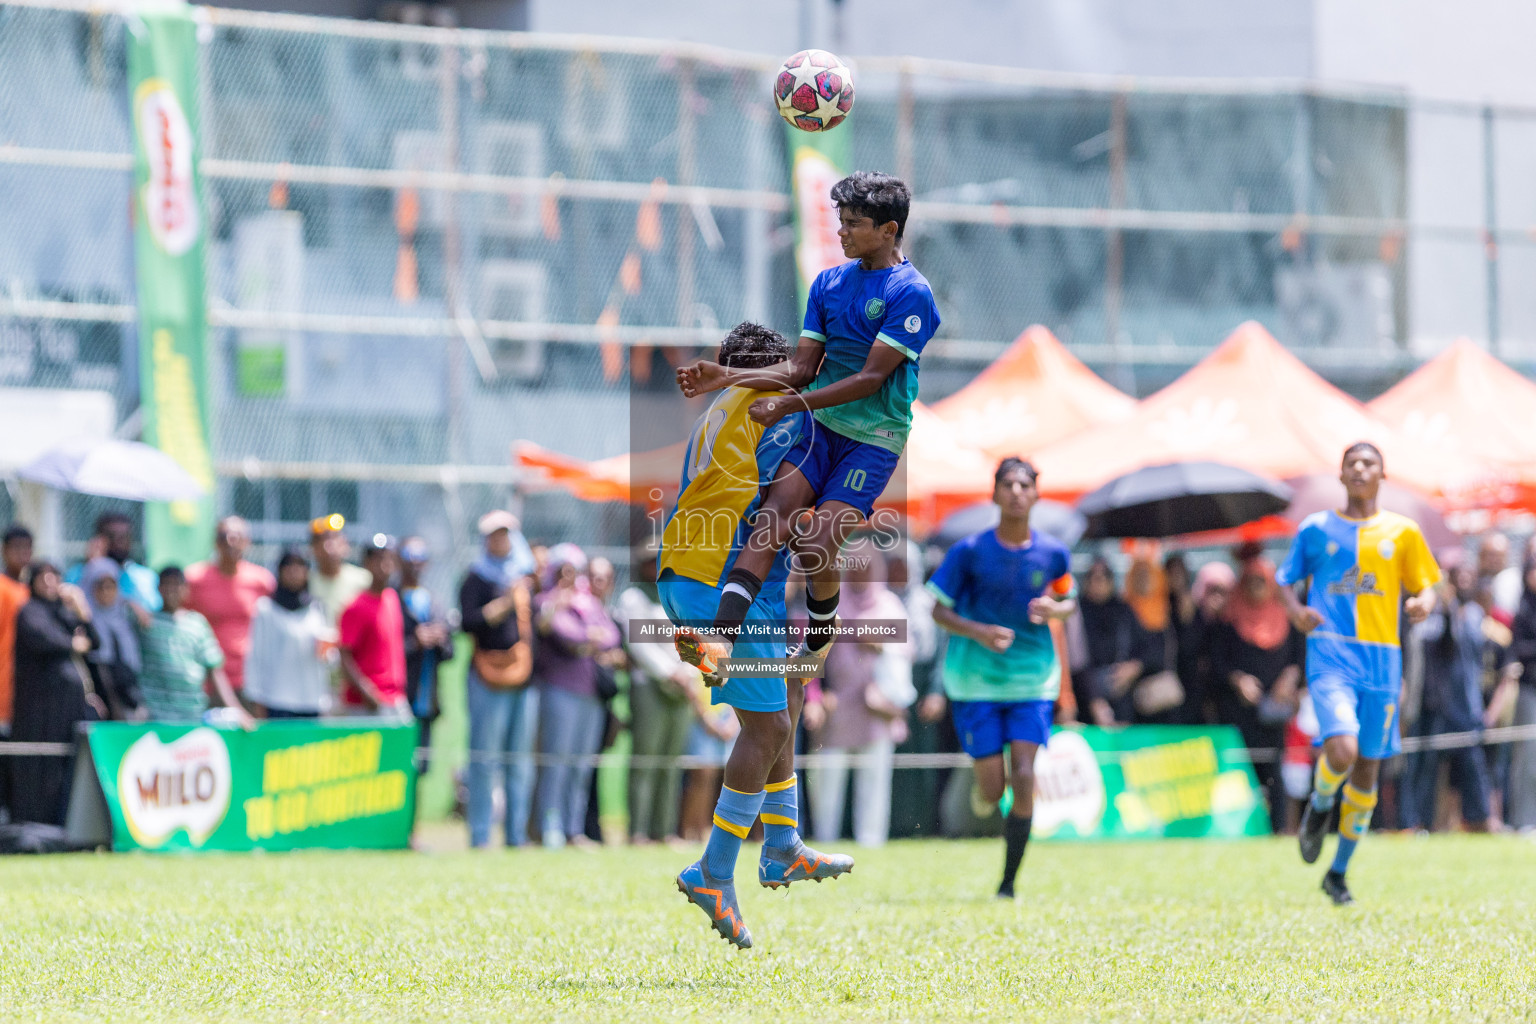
[
  {"xmin": 994, "ymin": 456, "xmax": 1038, "ymax": 487},
  {"xmin": 718, "ymin": 321, "xmax": 791, "ymax": 369},
  {"xmin": 1342, "ymin": 440, "xmax": 1384, "ymax": 470},
  {"xmin": 830, "ymin": 170, "xmax": 911, "ymax": 240}
]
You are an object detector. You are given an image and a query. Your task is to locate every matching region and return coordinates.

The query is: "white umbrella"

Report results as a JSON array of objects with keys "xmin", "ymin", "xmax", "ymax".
[{"xmin": 18, "ymin": 437, "xmax": 206, "ymax": 502}]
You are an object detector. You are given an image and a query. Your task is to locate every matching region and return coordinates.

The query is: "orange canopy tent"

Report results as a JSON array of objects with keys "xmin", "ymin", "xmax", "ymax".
[
  {"xmin": 1368, "ymin": 338, "xmax": 1536, "ymax": 512},
  {"xmin": 515, "ymin": 401, "xmax": 996, "ymax": 532},
  {"xmin": 928, "ymin": 326, "xmax": 1137, "ymax": 459},
  {"xmin": 1029, "ymin": 322, "xmax": 1499, "ymax": 506}
]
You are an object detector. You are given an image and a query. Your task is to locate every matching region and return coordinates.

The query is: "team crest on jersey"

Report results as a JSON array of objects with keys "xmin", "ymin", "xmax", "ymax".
[
  {"xmin": 1326, "ymin": 565, "xmax": 1383, "ymax": 597},
  {"xmin": 1031, "ymin": 569, "xmax": 1045, "ymax": 588},
  {"xmin": 864, "ymin": 297, "xmax": 885, "ymax": 319},
  {"xmin": 1377, "ymin": 538, "xmax": 1395, "ymax": 560}
]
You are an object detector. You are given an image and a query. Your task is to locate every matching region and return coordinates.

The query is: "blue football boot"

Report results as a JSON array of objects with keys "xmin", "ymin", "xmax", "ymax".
[
  {"xmin": 758, "ymin": 840, "xmax": 855, "ymax": 890},
  {"xmin": 675, "ymin": 860, "xmax": 752, "ymax": 949}
]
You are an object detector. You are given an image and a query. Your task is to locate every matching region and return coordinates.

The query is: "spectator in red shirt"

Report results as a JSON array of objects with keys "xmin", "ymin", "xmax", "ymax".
[
  {"xmin": 185, "ymin": 516, "xmax": 275, "ymax": 694},
  {"xmin": 338, "ymin": 535, "xmax": 410, "ymax": 718}
]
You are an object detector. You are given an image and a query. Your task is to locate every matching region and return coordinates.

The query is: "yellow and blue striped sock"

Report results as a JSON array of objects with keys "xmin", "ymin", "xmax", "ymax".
[
  {"xmin": 704, "ymin": 786, "xmax": 765, "ymax": 878},
  {"xmin": 760, "ymin": 775, "xmax": 800, "ymax": 850},
  {"xmin": 1310, "ymin": 756, "xmax": 1348, "ymax": 813},
  {"xmin": 1330, "ymin": 783, "xmax": 1377, "ymax": 876}
]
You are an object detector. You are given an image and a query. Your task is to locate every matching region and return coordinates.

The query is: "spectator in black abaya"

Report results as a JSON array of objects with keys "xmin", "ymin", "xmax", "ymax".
[
  {"xmin": 1174, "ymin": 561, "xmax": 1237, "ymax": 725},
  {"xmin": 10, "ymin": 563, "xmax": 101, "ymax": 826},
  {"xmin": 1073, "ymin": 558, "xmax": 1139, "ymax": 725}
]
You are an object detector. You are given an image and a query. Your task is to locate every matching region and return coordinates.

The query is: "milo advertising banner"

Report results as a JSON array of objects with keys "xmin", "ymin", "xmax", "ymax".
[
  {"xmin": 74, "ymin": 722, "xmax": 416, "ymax": 852},
  {"xmin": 785, "ymin": 125, "xmax": 850, "ymax": 316},
  {"xmin": 129, "ymin": 5, "xmax": 217, "ymax": 569},
  {"xmin": 1033, "ymin": 726, "xmax": 1270, "ymax": 840}
]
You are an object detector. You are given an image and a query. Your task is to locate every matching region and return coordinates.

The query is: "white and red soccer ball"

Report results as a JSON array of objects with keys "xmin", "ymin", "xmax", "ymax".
[{"xmin": 773, "ymin": 49, "xmax": 854, "ymax": 132}]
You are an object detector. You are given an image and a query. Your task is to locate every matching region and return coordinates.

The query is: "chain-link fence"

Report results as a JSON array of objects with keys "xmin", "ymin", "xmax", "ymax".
[{"xmin": 2, "ymin": 0, "xmax": 1533, "ymax": 577}]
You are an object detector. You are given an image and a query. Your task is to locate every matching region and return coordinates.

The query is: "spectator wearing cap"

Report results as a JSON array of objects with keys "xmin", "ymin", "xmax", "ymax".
[
  {"xmin": 460, "ymin": 510, "xmax": 536, "ymax": 848},
  {"xmin": 185, "ymin": 516, "xmax": 275, "ymax": 698},
  {"xmin": 399, "ymin": 537, "xmax": 455, "ymax": 785},
  {"xmin": 338, "ymin": 536, "xmax": 410, "ymax": 717},
  {"xmin": 533, "ymin": 543, "xmax": 621, "ymax": 849},
  {"xmin": 244, "ymin": 550, "xmax": 334, "ymax": 718},
  {"xmin": 66, "ymin": 512, "xmax": 160, "ymax": 612},
  {"xmin": 307, "ymin": 514, "xmax": 373, "ymax": 626}
]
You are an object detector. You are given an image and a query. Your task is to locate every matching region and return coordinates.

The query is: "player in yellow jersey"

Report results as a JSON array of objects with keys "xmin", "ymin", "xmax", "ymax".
[
  {"xmin": 656, "ymin": 323, "xmax": 853, "ymax": 950},
  {"xmin": 1276, "ymin": 442, "xmax": 1440, "ymax": 905}
]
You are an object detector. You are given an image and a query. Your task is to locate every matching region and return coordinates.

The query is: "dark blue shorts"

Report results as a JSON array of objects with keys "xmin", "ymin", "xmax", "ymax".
[
  {"xmin": 782, "ymin": 424, "xmax": 901, "ymax": 518},
  {"xmin": 950, "ymin": 699, "xmax": 1054, "ymax": 760}
]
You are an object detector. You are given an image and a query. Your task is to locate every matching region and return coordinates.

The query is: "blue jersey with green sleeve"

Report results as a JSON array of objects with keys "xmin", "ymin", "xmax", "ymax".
[
  {"xmin": 926, "ymin": 529, "xmax": 1074, "ymax": 702},
  {"xmin": 801, "ymin": 258, "xmax": 939, "ymax": 455}
]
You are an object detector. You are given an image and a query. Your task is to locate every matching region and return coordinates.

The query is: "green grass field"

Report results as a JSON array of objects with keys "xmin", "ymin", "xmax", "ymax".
[{"xmin": 2, "ymin": 832, "xmax": 1533, "ymax": 1022}]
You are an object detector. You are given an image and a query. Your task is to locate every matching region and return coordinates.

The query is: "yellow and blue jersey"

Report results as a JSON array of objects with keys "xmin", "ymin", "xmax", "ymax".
[
  {"xmin": 802, "ymin": 258, "xmax": 939, "ymax": 455},
  {"xmin": 1276, "ymin": 509, "xmax": 1440, "ymax": 693},
  {"xmin": 658, "ymin": 386, "xmax": 806, "ymax": 588}
]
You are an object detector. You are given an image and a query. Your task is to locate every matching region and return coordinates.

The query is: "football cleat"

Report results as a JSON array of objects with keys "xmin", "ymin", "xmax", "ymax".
[
  {"xmin": 758, "ymin": 840, "xmax": 854, "ymax": 889},
  {"xmin": 1321, "ymin": 870, "xmax": 1355, "ymax": 906},
  {"xmin": 676, "ymin": 861, "xmax": 752, "ymax": 949},
  {"xmin": 674, "ymin": 628, "xmax": 731, "ymax": 687},
  {"xmin": 1298, "ymin": 796, "xmax": 1332, "ymax": 865}
]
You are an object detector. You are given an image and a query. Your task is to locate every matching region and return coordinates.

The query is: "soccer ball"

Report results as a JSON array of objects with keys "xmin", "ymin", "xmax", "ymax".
[{"xmin": 773, "ymin": 49, "xmax": 854, "ymax": 132}]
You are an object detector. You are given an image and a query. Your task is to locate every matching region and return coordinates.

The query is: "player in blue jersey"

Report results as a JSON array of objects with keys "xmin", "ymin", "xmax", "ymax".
[
  {"xmin": 673, "ymin": 171, "xmax": 940, "ymax": 685},
  {"xmin": 657, "ymin": 322, "xmax": 853, "ymax": 950},
  {"xmin": 1276, "ymin": 442, "xmax": 1440, "ymax": 905},
  {"xmin": 926, "ymin": 458, "xmax": 1077, "ymax": 898}
]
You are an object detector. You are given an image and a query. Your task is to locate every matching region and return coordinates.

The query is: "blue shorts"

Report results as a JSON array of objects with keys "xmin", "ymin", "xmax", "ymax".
[
  {"xmin": 658, "ymin": 574, "xmax": 788, "ymax": 713},
  {"xmin": 783, "ymin": 424, "xmax": 901, "ymax": 518},
  {"xmin": 1310, "ymin": 674, "xmax": 1401, "ymax": 760},
  {"xmin": 950, "ymin": 699, "xmax": 1054, "ymax": 760}
]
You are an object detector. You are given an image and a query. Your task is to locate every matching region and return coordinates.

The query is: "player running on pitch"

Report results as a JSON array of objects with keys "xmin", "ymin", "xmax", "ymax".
[
  {"xmin": 660, "ymin": 322, "xmax": 854, "ymax": 951},
  {"xmin": 925, "ymin": 458, "xmax": 1076, "ymax": 898},
  {"xmin": 1277, "ymin": 442, "xmax": 1440, "ymax": 905},
  {"xmin": 673, "ymin": 170, "xmax": 939, "ymax": 681}
]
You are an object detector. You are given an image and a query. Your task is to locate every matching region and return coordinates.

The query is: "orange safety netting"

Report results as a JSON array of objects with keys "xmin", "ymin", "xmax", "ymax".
[
  {"xmin": 1029, "ymin": 322, "xmax": 1502, "ymax": 506},
  {"xmin": 928, "ymin": 325, "xmax": 1137, "ymax": 459},
  {"xmin": 1368, "ymin": 338, "xmax": 1536, "ymax": 512}
]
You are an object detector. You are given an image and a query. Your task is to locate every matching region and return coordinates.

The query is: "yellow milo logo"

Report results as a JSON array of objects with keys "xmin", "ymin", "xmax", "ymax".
[{"xmin": 151, "ymin": 329, "xmax": 215, "ymax": 525}]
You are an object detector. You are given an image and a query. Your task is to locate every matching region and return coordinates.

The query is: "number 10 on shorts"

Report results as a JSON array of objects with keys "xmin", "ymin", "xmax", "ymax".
[{"xmin": 843, "ymin": 468, "xmax": 867, "ymax": 492}]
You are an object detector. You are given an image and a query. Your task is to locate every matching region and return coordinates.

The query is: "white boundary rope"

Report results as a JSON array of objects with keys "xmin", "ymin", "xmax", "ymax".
[{"xmin": 6, "ymin": 722, "xmax": 1535, "ymax": 767}]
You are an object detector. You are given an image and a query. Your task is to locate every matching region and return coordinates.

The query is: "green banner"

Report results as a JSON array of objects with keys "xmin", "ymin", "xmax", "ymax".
[
  {"xmin": 785, "ymin": 125, "xmax": 851, "ymax": 318},
  {"xmin": 84, "ymin": 721, "xmax": 416, "ymax": 852},
  {"xmin": 1033, "ymin": 726, "xmax": 1270, "ymax": 840},
  {"xmin": 129, "ymin": 6, "xmax": 216, "ymax": 569}
]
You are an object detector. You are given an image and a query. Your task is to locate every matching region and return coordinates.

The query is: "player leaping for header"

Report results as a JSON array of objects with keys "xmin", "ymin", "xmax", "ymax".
[
  {"xmin": 673, "ymin": 170, "xmax": 940, "ymax": 683},
  {"xmin": 1277, "ymin": 442, "xmax": 1440, "ymax": 906},
  {"xmin": 660, "ymin": 322, "xmax": 855, "ymax": 951}
]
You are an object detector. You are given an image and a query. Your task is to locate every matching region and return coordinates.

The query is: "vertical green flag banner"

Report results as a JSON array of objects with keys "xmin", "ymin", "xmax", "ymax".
[
  {"xmin": 129, "ymin": 6, "xmax": 216, "ymax": 569},
  {"xmin": 82, "ymin": 721, "xmax": 417, "ymax": 852},
  {"xmin": 1033, "ymin": 726, "xmax": 1271, "ymax": 840},
  {"xmin": 785, "ymin": 125, "xmax": 851, "ymax": 318}
]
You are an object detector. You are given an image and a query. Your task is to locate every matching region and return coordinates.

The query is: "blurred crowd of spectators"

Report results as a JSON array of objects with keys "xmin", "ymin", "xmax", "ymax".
[{"xmin": 0, "ymin": 510, "xmax": 1533, "ymax": 849}]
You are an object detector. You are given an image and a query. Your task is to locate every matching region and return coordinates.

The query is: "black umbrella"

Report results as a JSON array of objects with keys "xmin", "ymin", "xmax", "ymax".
[
  {"xmin": 1077, "ymin": 461, "xmax": 1293, "ymax": 539},
  {"xmin": 932, "ymin": 499, "xmax": 1087, "ymax": 548}
]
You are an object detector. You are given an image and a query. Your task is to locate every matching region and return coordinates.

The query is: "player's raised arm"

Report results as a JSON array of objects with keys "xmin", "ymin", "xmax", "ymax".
[
  {"xmin": 676, "ymin": 334, "xmax": 824, "ymax": 398},
  {"xmin": 747, "ymin": 340, "xmax": 905, "ymax": 427}
]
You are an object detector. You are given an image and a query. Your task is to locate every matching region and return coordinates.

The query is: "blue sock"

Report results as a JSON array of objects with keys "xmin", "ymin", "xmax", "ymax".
[
  {"xmin": 703, "ymin": 786, "xmax": 764, "ymax": 879},
  {"xmin": 1311, "ymin": 757, "xmax": 1348, "ymax": 813},
  {"xmin": 760, "ymin": 775, "xmax": 800, "ymax": 849},
  {"xmin": 1331, "ymin": 783, "xmax": 1377, "ymax": 877}
]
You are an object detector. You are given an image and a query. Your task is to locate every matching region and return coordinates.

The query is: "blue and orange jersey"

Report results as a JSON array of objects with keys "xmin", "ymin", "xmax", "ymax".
[
  {"xmin": 658, "ymin": 386, "xmax": 806, "ymax": 588},
  {"xmin": 1276, "ymin": 509, "xmax": 1441, "ymax": 692}
]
